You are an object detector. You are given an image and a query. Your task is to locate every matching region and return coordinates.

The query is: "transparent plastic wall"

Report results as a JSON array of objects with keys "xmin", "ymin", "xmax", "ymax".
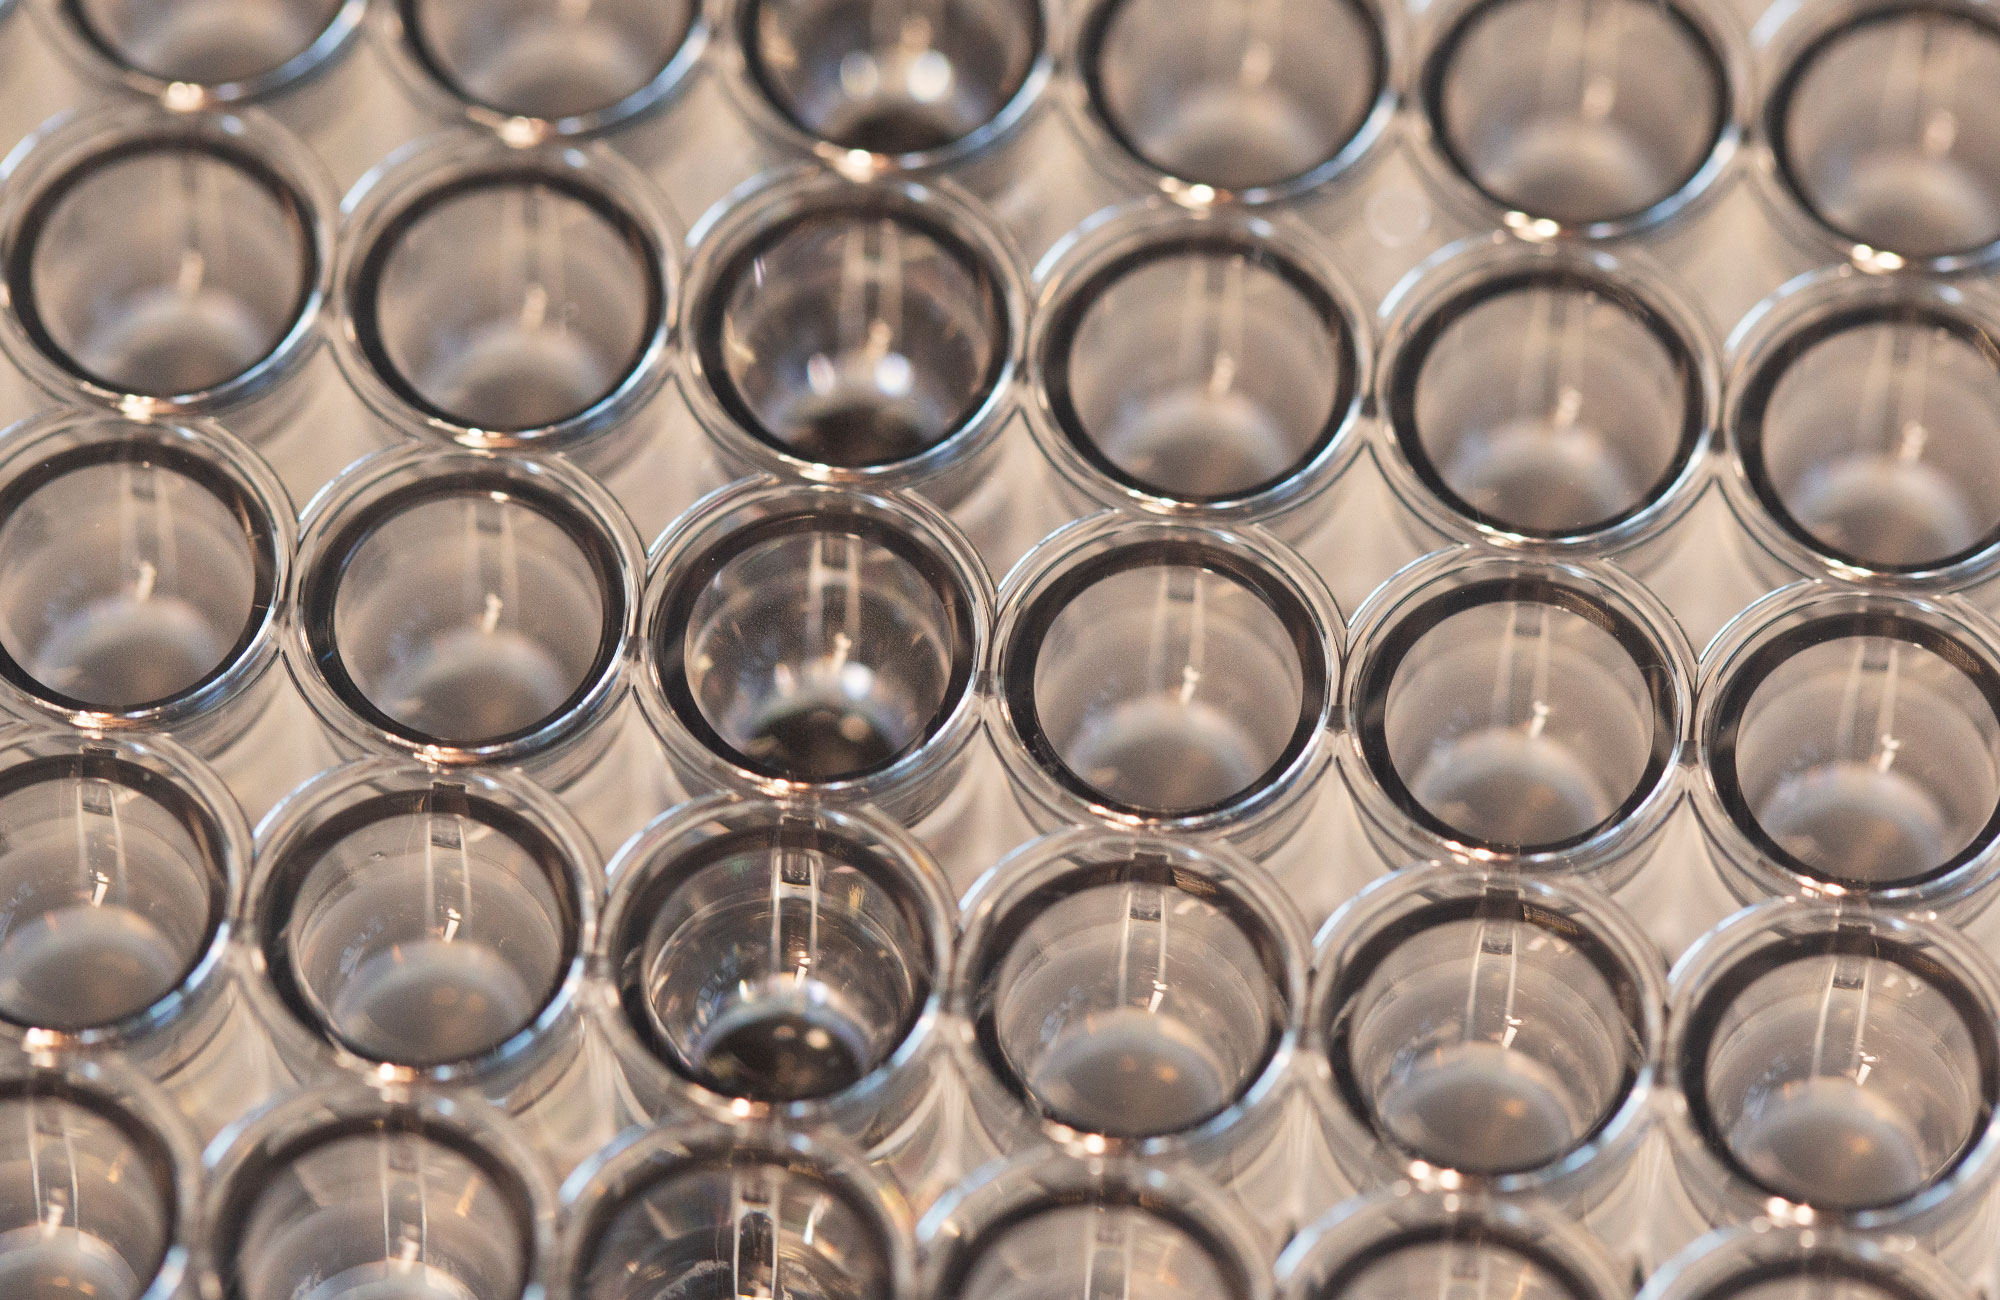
[{"xmin": 2, "ymin": 0, "xmax": 2000, "ymax": 1295}]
